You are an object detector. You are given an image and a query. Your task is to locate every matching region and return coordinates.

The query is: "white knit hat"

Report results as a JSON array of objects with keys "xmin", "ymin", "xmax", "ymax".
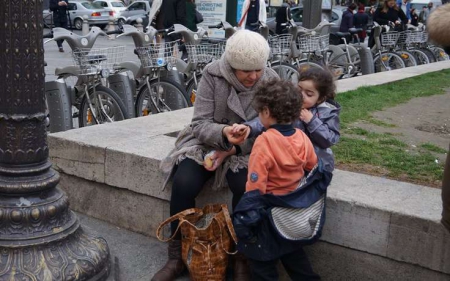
[{"xmin": 224, "ymin": 30, "xmax": 270, "ymax": 71}]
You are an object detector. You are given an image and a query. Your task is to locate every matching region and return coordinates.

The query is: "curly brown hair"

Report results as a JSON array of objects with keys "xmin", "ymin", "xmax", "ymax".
[
  {"xmin": 253, "ymin": 78, "xmax": 302, "ymax": 124},
  {"xmin": 298, "ymin": 67, "xmax": 336, "ymax": 103}
]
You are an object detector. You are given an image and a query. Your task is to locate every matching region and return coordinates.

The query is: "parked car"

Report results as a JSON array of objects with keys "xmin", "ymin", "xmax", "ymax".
[
  {"xmin": 266, "ymin": 6, "xmax": 343, "ymax": 35},
  {"xmin": 116, "ymin": 1, "xmax": 152, "ymax": 27},
  {"xmin": 93, "ymin": 0, "xmax": 126, "ymax": 19},
  {"xmin": 43, "ymin": 1, "xmax": 113, "ymax": 30}
]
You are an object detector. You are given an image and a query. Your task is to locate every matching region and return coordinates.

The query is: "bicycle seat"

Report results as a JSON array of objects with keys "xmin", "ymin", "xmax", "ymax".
[
  {"xmin": 335, "ymin": 32, "xmax": 350, "ymax": 38},
  {"xmin": 86, "ymin": 55, "xmax": 107, "ymax": 64},
  {"xmin": 349, "ymin": 28, "xmax": 363, "ymax": 34},
  {"xmin": 55, "ymin": 65, "xmax": 81, "ymax": 76}
]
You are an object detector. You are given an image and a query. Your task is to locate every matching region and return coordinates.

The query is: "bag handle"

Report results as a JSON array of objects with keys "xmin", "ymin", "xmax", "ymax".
[
  {"xmin": 220, "ymin": 204, "xmax": 238, "ymax": 244},
  {"xmin": 155, "ymin": 208, "xmax": 200, "ymax": 242}
]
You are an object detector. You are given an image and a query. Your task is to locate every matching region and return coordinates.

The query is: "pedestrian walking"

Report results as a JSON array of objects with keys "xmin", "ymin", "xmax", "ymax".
[
  {"xmin": 50, "ymin": 0, "xmax": 69, "ymax": 52},
  {"xmin": 148, "ymin": 0, "xmax": 186, "ymax": 42},
  {"xmin": 275, "ymin": 0, "xmax": 293, "ymax": 34},
  {"xmin": 238, "ymin": 0, "xmax": 267, "ymax": 31},
  {"xmin": 397, "ymin": 0, "xmax": 412, "ymax": 23},
  {"xmin": 154, "ymin": 30, "xmax": 278, "ymax": 281},
  {"xmin": 340, "ymin": 3, "xmax": 357, "ymax": 43},
  {"xmin": 354, "ymin": 4, "xmax": 369, "ymax": 42},
  {"xmin": 419, "ymin": 5, "xmax": 427, "ymax": 23}
]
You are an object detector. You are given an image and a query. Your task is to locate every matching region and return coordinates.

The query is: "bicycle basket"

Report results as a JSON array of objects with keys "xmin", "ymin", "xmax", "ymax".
[
  {"xmin": 421, "ymin": 31, "xmax": 429, "ymax": 43},
  {"xmin": 268, "ymin": 34, "xmax": 293, "ymax": 55},
  {"xmin": 185, "ymin": 41, "xmax": 225, "ymax": 64},
  {"xmin": 135, "ymin": 41, "xmax": 180, "ymax": 69},
  {"xmin": 72, "ymin": 46, "xmax": 125, "ymax": 75},
  {"xmin": 380, "ymin": 32, "xmax": 399, "ymax": 47},
  {"xmin": 297, "ymin": 34, "xmax": 329, "ymax": 53}
]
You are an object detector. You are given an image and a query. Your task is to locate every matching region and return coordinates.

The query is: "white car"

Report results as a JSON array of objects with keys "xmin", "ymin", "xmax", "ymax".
[{"xmin": 93, "ymin": 0, "xmax": 126, "ymax": 19}]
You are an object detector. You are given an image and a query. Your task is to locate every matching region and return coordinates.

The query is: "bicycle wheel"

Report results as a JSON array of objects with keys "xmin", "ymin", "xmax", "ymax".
[
  {"xmin": 135, "ymin": 77, "xmax": 189, "ymax": 117},
  {"xmin": 419, "ymin": 48, "xmax": 436, "ymax": 63},
  {"xmin": 410, "ymin": 49, "xmax": 430, "ymax": 65},
  {"xmin": 186, "ymin": 74, "xmax": 202, "ymax": 105},
  {"xmin": 79, "ymin": 85, "xmax": 128, "ymax": 127},
  {"xmin": 294, "ymin": 60, "xmax": 323, "ymax": 73},
  {"xmin": 396, "ymin": 50, "xmax": 418, "ymax": 67},
  {"xmin": 430, "ymin": 47, "xmax": 450, "ymax": 61},
  {"xmin": 373, "ymin": 52, "xmax": 406, "ymax": 72},
  {"xmin": 270, "ymin": 62, "xmax": 300, "ymax": 84}
]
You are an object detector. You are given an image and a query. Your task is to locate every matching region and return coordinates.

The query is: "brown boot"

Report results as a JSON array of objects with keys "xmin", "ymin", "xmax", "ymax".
[
  {"xmin": 234, "ymin": 253, "xmax": 251, "ymax": 281},
  {"xmin": 151, "ymin": 240, "xmax": 185, "ymax": 281}
]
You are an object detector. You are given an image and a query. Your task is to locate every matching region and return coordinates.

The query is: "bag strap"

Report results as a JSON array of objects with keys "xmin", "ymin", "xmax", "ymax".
[
  {"xmin": 155, "ymin": 208, "xmax": 200, "ymax": 242},
  {"xmin": 219, "ymin": 205, "xmax": 239, "ymax": 246},
  {"xmin": 238, "ymin": 4, "xmax": 250, "ymax": 27}
]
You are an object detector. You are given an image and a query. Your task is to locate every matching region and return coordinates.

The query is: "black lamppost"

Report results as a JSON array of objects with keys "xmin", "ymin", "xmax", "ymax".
[{"xmin": 0, "ymin": 1, "xmax": 110, "ymax": 280}]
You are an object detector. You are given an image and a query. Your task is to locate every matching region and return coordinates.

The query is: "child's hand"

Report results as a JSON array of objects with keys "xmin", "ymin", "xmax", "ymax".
[
  {"xmin": 300, "ymin": 109, "xmax": 313, "ymax": 123},
  {"xmin": 223, "ymin": 124, "xmax": 250, "ymax": 145}
]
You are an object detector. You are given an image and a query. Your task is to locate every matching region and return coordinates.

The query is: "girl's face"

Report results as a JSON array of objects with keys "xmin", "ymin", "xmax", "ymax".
[
  {"xmin": 234, "ymin": 69, "xmax": 263, "ymax": 88},
  {"xmin": 298, "ymin": 80, "xmax": 321, "ymax": 109},
  {"xmin": 387, "ymin": 0, "xmax": 395, "ymax": 7}
]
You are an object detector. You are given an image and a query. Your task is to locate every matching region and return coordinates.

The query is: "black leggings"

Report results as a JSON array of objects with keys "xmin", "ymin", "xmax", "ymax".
[{"xmin": 170, "ymin": 158, "xmax": 247, "ymax": 238}]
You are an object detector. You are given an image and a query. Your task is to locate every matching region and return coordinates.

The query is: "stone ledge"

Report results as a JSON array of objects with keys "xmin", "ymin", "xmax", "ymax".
[{"xmin": 48, "ymin": 64, "xmax": 450, "ymax": 276}]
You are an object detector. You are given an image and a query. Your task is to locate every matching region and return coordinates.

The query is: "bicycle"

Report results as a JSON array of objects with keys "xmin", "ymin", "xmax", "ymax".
[
  {"xmin": 44, "ymin": 27, "xmax": 129, "ymax": 131},
  {"xmin": 114, "ymin": 24, "xmax": 190, "ymax": 116},
  {"xmin": 370, "ymin": 24, "xmax": 406, "ymax": 72}
]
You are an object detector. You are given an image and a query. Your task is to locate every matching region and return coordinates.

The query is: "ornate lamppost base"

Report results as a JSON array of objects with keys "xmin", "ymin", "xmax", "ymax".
[{"xmin": 0, "ymin": 228, "xmax": 110, "ymax": 281}]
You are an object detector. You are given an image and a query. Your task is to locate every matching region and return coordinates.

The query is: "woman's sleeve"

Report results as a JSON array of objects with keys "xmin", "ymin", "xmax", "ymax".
[
  {"xmin": 374, "ymin": 8, "xmax": 389, "ymax": 25},
  {"xmin": 305, "ymin": 111, "xmax": 340, "ymax": 149},
  {"xmin": 190, "ymin": 71, "xmax": 233, "ymax": 151},
  {"xmin": 398, "ymin": 8, "xmax": 408, "ymax": 23}
]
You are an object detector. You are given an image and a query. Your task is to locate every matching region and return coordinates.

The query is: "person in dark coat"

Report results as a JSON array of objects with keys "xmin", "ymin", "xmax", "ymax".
[
  {"xmin": 275, "ymin": 0, "xmax": 293, "ymax": 34},
  {"xmin": 340, "ymin": 3, "xmax": 357, "ymax": 33},
  {"xmin": 185, "ymin": 0, "xmax": 198, "ymax": 32},
  {"xmin": 49, "ymin": 0, "xmax": 69, "ymax": 52},
  {"xmin": 410, "ymin": 7, "xmax": 419, "ymax": 26},
  {"xmin": 148, "ymin": 0, "xmax": 186, "ymax": 42},
  {"xmin": 354, "ymin": 4, "xmax": 369, "ymax": 42}
]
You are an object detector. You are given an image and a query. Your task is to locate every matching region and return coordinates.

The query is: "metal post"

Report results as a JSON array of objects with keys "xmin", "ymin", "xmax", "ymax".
[
  {"xmin": 302, "ymin": 0, "xmax": 323, "ymax": 29},
  {"xmin": 0, "ymin": 1, "xmax": 110, "ymax": 280}
]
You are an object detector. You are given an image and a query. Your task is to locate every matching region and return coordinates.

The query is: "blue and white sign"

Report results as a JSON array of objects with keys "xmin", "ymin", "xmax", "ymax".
[{"xmin": 197, "ymin": 0, "xmax": 227, "ymax": 38}]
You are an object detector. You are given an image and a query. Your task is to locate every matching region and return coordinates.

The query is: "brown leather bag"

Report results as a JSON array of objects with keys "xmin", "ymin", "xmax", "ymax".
[{"xmin": 156, "ymin": 204, "xmax": 238, "ymax": 281}]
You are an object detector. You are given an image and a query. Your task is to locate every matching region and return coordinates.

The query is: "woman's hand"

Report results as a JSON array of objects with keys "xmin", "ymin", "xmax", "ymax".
[
  {"xmin": 223, "ymin": 124, "xmax": 250, "ymax": 145},
  {"xmin": 203, "ymin": 148, "xmax": 236, "ymax": 171},
  {"xmin": 300, "ymin": 108, "xmax": 313, "ymax": 123}
]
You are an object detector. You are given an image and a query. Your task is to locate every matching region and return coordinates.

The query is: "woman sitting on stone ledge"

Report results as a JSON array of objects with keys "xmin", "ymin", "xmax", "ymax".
[{"xmin": 154, "ymin": 30, "xmax": 278, "ymax": 281}]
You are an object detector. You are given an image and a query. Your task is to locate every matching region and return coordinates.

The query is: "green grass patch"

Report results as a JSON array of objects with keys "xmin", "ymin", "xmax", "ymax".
[
  {"xmin": 420, "ymin": 143, "xmax": 448, "ymax": 154},
  {"xmin": 367, "ymin": 118, "xmax": 396, "ymax": 128},
  {"xmin": 334, "ymin": 70, "xmax": 450, "ymax": 185},
  {"xmin": 336, "ymin": 69, "xmax": 450, "ymax": 127}
]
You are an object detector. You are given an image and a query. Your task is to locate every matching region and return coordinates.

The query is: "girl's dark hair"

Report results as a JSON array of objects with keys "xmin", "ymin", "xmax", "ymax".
[
  {"xmin": 298, "ymin": 67, "xmax": 336, "ymax": 103},
  {"xmin": 253, "ymin": 78, "xmax": 302, "ymax": 123}
]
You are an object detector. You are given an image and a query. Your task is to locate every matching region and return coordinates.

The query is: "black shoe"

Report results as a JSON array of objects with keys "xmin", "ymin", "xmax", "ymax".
[{"xmin": 59, "ymin": 47, "xmax": 64, "ymax": 52}]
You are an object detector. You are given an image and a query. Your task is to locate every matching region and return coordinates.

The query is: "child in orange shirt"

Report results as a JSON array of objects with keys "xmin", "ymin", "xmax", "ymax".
[{"xmin": 231, "ymin": 78, "xmax": 321, "ymax": 280}]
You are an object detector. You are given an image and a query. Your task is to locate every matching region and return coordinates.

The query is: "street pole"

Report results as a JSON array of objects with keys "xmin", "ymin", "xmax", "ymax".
[
  {"xmin": 0, "ymin": 1, "xmax": 110, "ymax": 280},
  {"xmin": 302, "ymin": 0, "xmax": 323, "ymax": 29}
]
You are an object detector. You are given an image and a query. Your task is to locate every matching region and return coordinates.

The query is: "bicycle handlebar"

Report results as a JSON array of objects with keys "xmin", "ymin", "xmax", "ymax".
[
  {"xmin": 105, "ymin": 29, "xmax": 123, "ymax": 35},
  {"xmin": 47, "ymin": 27, "xmax": 107, "ymax": 50}
]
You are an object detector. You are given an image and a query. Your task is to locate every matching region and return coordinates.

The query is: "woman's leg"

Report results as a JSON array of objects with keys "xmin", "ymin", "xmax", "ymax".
[
  {"xmin": 152, "ymin": 158, "xmax": 213, "ymax": 281},
  {"xmin": 170, "ymin": 158, "xmax": 213, "ymax": 236},
  {"xmin": 227, "ymin": 167, "xmax": 251, "ymax": 281},
  {"xmin": 226, "ymin": 167, "xmax": 248, "ymax": 210}
]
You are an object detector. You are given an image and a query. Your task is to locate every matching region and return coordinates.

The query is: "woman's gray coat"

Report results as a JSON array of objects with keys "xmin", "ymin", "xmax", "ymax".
[{"xmin": 160, "ymin": 58, "xmax": 278, "ymax": 190}]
